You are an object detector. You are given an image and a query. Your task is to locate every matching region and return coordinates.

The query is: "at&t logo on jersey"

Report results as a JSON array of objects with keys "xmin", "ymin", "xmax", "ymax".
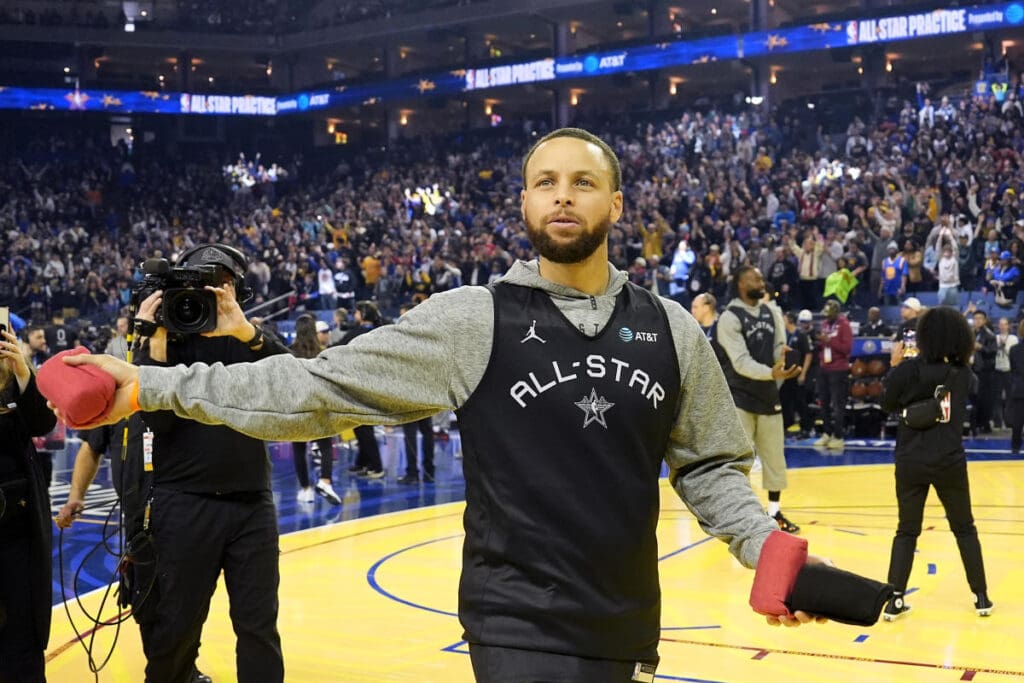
[{"xmin": 619, "ymin": 327, "xmax": 658, "ymax": 343}]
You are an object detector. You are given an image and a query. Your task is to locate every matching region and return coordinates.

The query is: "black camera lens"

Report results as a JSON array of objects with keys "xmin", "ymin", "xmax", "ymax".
[
  {"xmin": 173, "ymin": 294, "xmax": 205, "ymax": 326},
  {"xmin": 163, "ymin": 288, "xmax": 216, "ymax": 334}
]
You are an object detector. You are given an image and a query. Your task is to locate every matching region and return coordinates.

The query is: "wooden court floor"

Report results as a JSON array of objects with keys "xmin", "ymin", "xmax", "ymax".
[{"xmin": 45, "ymin": 460, "xmax": 1024, "ymax": 682}]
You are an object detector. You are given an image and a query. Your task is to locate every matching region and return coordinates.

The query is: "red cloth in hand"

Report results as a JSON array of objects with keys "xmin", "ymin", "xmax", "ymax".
[
  {"xmin": 36, "ymin": 348, "xmax": 116, "ymax": 429},
  {"xmin": 749, "ymin": 530, "xmax": 808, "ymax": 617}
]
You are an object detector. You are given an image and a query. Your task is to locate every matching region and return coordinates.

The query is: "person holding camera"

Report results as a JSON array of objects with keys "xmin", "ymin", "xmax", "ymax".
[
  {"xmin": 879, "ymin": 307, "xmax": 992, "ymax": 621},
  {"xmin": 128, "ymin": 244, "xmax": 289, "ymax": 683},
  {"xmin": 0, "ymin": 327, "xmax": 56, "ymax": 683}
]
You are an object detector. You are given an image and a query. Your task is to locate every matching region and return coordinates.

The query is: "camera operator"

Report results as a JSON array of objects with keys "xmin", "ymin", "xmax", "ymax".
[{"xmin": 129, "ymin": 244, "xmax": 288, "ymax": 683}]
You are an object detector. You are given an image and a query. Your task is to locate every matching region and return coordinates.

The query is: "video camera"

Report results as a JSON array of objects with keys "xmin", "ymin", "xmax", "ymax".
[{"xmin": 132, "ymin": 258, "xmax": 221, "ymax": 334}]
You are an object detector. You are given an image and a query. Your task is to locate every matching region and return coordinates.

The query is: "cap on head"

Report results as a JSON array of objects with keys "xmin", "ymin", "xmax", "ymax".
[
  {"xmin": 797, "ymin": 309, "xmax": 813, "ymax": 323},
  {"xmin": 315, "ymin": 321, "xmax": 330, "ymax": 333},
  {"xmin": 901, "ymin": 297, "xmax": 922, "ymax": 312}
]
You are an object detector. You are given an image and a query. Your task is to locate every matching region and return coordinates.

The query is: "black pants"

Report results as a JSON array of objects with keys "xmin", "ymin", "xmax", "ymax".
[
  {"xmin": 817, "ymin": 369, "xmax": 848, "ymax": 438},
  {"xmin": 402, "ymin": 418, "xmax": 435, "ymax": 478},
  {"xmin": 799, "ymin": 279, "xmax": 820, "ymax": 312},
  {"xmin": 136, "ymin": 489, "xmax": 283, "ymax": 683},
  {"xmin": 0, "ymin": 531, "xmax": 45, "ymax": 683},
  {"xmin": 1010, "ymin": 399, "xmax": 1024, "ymax": 452},
  {"xmin": 992, "ymin": 371, "xmax": 1011, "ymax": 428},
  {"xmin": 469, "ymin": 644, "xmax": 658, "ymax": 683},
  {"xmin": 972, "ymin": 369, "xmax": 995, "ymax": 431},
  {"xmin": 353, "ymin": 425, "xmax": 382, "ymax": 472},
  {"xmin": 886, "ymin": 457, "xmax": 987, "ymax": 594},
  {"xmin": 291, "ymin": 437, "xmax": 334, "ymax": 488}
]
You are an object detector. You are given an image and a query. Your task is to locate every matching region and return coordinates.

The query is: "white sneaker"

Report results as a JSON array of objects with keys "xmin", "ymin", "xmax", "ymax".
[
  {"xmin": 296, "ymin": 487, "xmax": 315, "ymax": 503},
  {"xmin": 826, "ymin": 437, "xmax": 845, "ymax": 450},
  {"xmin": 315, "ymin": 480, "xmax": 342, "ymax": 506},
  {"xmin": 813, "ymin": 433, "xmax": 832, "ymax": 447}
]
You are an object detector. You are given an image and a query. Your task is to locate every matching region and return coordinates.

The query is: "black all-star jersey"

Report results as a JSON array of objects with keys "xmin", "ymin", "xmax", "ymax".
[{"xmin": 455, "ymin": 281, "xmax": 681, "ymax": 662}]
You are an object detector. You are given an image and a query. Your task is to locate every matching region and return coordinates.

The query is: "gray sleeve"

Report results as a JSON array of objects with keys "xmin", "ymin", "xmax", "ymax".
[
  {"xmin": 662, "ymin": 301, "xmax": 777, "ymax": 568},
  {"xmin": 138, "ymin": 287, "xmax": 495, "ymax": 442},
  {"xmin": 715, "ymin": 309, "xmax": 774, "ymax": 381}
]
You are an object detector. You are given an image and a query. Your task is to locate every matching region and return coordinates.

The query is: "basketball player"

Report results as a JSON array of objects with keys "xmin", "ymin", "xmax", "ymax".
[
  {"xmin": 54, "ymin": 129, "xmax": 826, "ymax": 682},
  {"xmin": 713, "ymin": 266, "xmax": 802, "ymax": 533}
]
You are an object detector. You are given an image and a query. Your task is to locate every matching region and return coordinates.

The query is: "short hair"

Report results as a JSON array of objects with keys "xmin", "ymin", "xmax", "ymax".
[
  {"xmin": 521, "ymin": 128, "xmax": 622, "ymax": 192},
  {"xmin": 916, "ymin": 306, "xmax": 975, "ymax": 366},
  {"xmin": 356, "ymin": 300, "xmax": 381, "ymax": 325},
  {"xmin": 695, "ymin": 292, "xmax": 717, "ymax": 310}
]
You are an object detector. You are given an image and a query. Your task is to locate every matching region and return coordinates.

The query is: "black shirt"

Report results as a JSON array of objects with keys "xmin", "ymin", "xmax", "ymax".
[
  {"xmin": 880, "ymin": 359, "xmax": 975, "ymax": 461},
  {"xmin": 139, "ymin": 333, "xmax": 288, "ymax": 493}
]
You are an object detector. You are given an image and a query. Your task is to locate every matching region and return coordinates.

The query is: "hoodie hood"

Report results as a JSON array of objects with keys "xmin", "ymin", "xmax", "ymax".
[{"xmin": 499, "ymin": 259, "xmax": 629, "ymax": 300}]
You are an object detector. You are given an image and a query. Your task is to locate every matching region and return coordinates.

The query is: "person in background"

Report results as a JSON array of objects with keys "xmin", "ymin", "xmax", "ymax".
[
  {"xmin": 860, "ymin": 307, "xmax": 892, "ymax": 337},
  {"xmin": 971, "ymin": 309, "xmax": 997, "ymax": 434},
  {"xmin": 315, "ymin": 319, "xmax": 331, "ymax": 349},
  {"xmin": 104, "ymin": 315, "xmax": 131, "ymax": 361},
  {"xmin": 1006, "ymin": 320, "xmax": 1024, "ymax": 453},
  {"xmin": 339, "ymin": 301, "xmax": 385, "ymax": 479},
  {"xmin": 689, "ymin": 291, "xmax": 717, "ymax": 335},
  {"xmin": 290, "ymin": 315, "xmax": 341, "ymax": 505},
  {"xmin": 895, "ymin": 298, "xmax": 922, "ymax": 358},
  {"xmin": 814, "ymin": 300, "xmax": 852, "ymax": 450},
  {"xmin": 992, "ymin": 317, "xmax": 1018, "ymax": 430},
  {"xmin": 880, "ymin": 307, "xmax": 992, "ymax": 620},
  {"xmin": 0, "ymin": 328, "xmax": 56, "ymax": 683},
  {"xmin": 934, "ymin": 228, "xmax": 960, "ymax": 307},
  {"xmin": 781, "ymin": 311, "xmax": 814, "ymax": 438},
  {"xmin": 713, "ymin": 266, "xmax": 802, "ymax": 533},
  {"xmin": 879, "ymin": 242, "xmax": 907, "ymax": 306}
]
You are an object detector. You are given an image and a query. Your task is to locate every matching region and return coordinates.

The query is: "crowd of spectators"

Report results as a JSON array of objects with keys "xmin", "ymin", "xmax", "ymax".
[{"xmin": 2, "ymin": 80, "xmax": 1024, "ymax": 361}]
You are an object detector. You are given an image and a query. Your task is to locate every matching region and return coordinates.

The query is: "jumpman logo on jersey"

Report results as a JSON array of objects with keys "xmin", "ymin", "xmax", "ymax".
[
  {"xmin": 575, "ymin": 388, "xmax": 615, "ymax": 429},
  {"xmin": 520, "ymin": 319, "xmax": 546, "ymax": 344}
]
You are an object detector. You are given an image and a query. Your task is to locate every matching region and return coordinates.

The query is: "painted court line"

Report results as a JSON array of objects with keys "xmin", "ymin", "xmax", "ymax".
[{"xmin": 660, "ymin": 637, "xmax": 1024, "ymax": 677}]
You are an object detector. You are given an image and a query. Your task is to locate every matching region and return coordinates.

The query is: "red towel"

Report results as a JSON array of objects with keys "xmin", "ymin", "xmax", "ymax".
[
  {"xmin": 749, "ymin": 530, "xmax": 808, "ymax": 617},
  {"xmin": 36, "ymin": 348, "xmax": 116, "ymax": 429}
]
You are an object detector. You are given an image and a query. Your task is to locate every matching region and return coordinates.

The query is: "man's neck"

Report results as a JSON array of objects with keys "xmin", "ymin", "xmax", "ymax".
[{"xmin": 537, "ymin": 251, "xmax": 610, "ymax": 296}]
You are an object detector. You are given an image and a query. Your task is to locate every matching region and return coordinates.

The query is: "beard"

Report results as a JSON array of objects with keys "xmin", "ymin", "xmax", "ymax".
[{"xmin": 526, "ymin": 210, "xmax": 613, "ymax": 264}]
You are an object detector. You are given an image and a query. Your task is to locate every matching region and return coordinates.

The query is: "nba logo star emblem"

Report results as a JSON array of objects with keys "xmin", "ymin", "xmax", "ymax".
[
  {"xmin": 520, "ymin": 320, "xmax": 546, "ymax": 344},
  {"xmin": 575, "ymin": 388, "xmax": 615, "ymax": 429}
]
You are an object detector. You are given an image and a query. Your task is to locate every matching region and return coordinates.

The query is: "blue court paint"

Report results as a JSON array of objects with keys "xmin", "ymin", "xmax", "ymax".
[
  {"xmin": 658, "ymin": 536, "xmax": 715, "ymax": 562},
  {"xmin": 662, "ymin": 625, "xmax": 722, "ymax": 631},
  {"xmin": 442, "ymin": 640, "xmax": 470, "ymax": 654},
  {"xmin": 365, "ymin": 534, "xmax": 463, "ymax": 618},
  {"xmin": 906, "ymin": 587, "xmax": 919, "ymax": 595},
  {"xmin": 928, "ymin": 563, "xmax": 937, "ymax": 575},
  {"xmin": 854, "ymin": 634, "xmax": 869, "ymax": 643}
]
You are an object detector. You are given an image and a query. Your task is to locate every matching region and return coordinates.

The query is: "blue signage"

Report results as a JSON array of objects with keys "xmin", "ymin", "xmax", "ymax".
[
  {"xmin": 0, "ymin": 86, "xmax": 276, "ymax": 116},
  {"xmin": 744, "ymin": 2, "xmax": 1024, "ymax": 58},
  {"xmin": 1, "ymin": 2, "xmax": 1021, "ymax": 117}
]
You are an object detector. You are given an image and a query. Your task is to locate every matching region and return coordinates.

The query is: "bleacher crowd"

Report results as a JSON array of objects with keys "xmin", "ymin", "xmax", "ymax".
[{"xmin": 2, "ymin": 79, "xmax": 1024, "ymax": 433}]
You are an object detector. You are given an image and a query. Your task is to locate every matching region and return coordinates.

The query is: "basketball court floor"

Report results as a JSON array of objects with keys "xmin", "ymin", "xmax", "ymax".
[{"xmin": 44, "ymin": 431, "xmax": 1024, "ymax": 682}]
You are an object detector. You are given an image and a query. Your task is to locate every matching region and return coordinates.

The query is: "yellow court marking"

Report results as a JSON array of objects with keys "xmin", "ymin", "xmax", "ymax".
[{"xmin": 47, "ymin": 462, "xmax": 1024, "ymax": 682}]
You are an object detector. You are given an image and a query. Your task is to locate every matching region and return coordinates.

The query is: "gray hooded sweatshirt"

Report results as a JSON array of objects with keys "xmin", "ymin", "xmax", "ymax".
[{"xmin": 138, "ymin": 260, "xmax": 777, "ymax": 571}]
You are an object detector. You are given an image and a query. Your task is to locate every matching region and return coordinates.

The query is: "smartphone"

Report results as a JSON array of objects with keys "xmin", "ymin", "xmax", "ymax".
[{"xmin": 0, "ymin": 305, "xmax": 9, "ymax": 334}]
